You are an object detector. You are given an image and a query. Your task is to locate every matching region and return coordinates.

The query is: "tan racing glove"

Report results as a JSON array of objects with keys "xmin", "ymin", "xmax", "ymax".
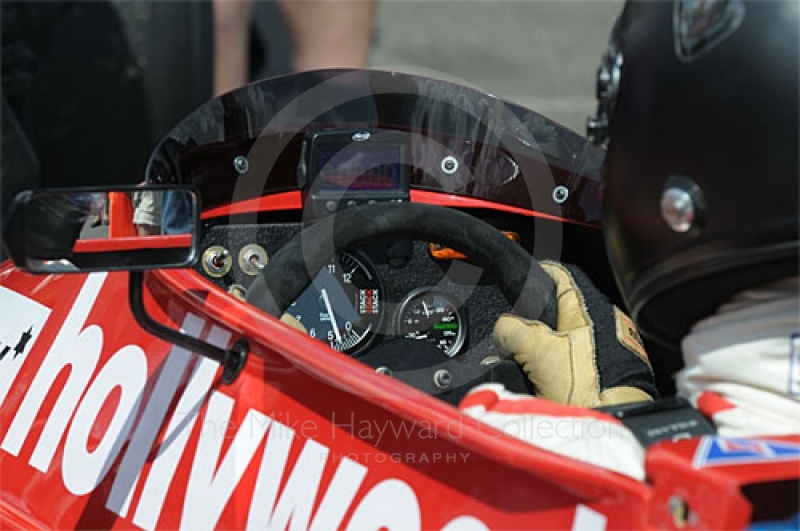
[
  {"xmin": 494, "ymin": 261, "xmax": 657, "ymax": 407},
  {"xmin": 280, "ymin": 313, "xmax": 307, "ymax": 333}
]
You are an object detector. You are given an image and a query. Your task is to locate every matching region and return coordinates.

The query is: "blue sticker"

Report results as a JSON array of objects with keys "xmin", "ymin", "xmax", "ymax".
[
  {"xmin": 789, "ymin": 333, "xmax": 800, "ymax": 397},
  {"xmin": 747, "ymin": 513, "xmax": 800, "ymax": 531},
  {"xmin": 693, "ymin": 437, "xmax": 800, "ymax": 468}
]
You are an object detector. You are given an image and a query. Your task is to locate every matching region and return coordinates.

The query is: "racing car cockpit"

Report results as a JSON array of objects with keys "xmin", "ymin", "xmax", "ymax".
[
  {"xmin": 2, "ymin": 69, "xmax": 797, "ymax": 530},
  {"xmin": 141, "ymin": 69, "xmax": 618, "ymax": 402}
]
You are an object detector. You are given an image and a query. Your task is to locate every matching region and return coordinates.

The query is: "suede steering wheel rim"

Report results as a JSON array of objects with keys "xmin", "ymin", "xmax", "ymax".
[{"xmin": 246, "ymin": 202, "xmax": 557, "ymax": 328}]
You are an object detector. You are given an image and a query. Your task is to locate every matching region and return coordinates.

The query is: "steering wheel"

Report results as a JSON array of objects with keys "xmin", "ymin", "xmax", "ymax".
[
  {"xmin": 245, "ymin": 202, "xmax": 557, "ymax": 403},
  {"xmin": 247, "ymin": 202, "xmax": 557, "ymax": 328}
]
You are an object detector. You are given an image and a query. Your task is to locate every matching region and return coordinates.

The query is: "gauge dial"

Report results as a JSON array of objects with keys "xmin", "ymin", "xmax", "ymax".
[
  {"xmin": 286, "ymin": 252, "xmax": 383, "ymax": 355},
  {"xmin": 397, "ymin": 289, "xmax": 466, "ymax": 357}
]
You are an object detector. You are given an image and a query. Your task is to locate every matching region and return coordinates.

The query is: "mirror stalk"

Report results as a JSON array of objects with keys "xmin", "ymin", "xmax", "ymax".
[{"xmin": 129, "ymin": 271, "xmax": 248, "ymax": 384}]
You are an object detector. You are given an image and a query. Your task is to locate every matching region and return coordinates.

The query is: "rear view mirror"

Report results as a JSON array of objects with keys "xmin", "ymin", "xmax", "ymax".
[{"xmin": 2, "ymin": 185, "xmax": 199, "ymax": 273}]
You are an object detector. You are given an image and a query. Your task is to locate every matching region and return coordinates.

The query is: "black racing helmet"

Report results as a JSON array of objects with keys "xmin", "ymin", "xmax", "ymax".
[{"xmin": 587, "ymin": 0, "xmax": 799, "ymax": 349}]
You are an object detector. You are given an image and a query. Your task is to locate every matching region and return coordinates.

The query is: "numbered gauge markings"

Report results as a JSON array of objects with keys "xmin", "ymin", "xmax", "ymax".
[
  {"xmin": 286, "ymin": 252, "xmax": 384, "ymax": 355},
  {"xmin": 396, "ymin": 288, "xmax": 467, "ymax": 357}
]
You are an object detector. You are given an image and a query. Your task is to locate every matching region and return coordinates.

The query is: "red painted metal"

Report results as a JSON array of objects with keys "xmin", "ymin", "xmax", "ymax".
[
  {"xmin": 0, "ymin": 265, "xmax": 646, "ymax": 529},
  {"xmin": 73, "ymin": 234, "xmax": 192, "ymax": 253},
  {"xmin": 0, "ymin": 192, "xmax": 794, "ymax": 530},
  {"xmin": 200, "ymin": 188, "xmax": 601, "ymax": 230},
  {"xmin": 409, "ymin": 189, "xmax": 600, "ymax": 228},
  {"xmin": 645, "ymin": 436, "xmax": 800, "ymax": 529},
  {"xmin": 201, "ymin": 191, "xmax": 304, "ymax": 220}
]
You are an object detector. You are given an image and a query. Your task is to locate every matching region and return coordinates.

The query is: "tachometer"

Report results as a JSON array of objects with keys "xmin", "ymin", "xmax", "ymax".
[
  {"xmin": 286, "ymin": 252, "xmax": 383, "ymax": 355},
  {"xmin": 396, "ymin": 288, "xmax": 466, "ymax": 357}
]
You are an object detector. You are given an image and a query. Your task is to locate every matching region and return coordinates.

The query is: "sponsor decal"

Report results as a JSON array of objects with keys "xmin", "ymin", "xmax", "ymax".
[
  {"xmin": 692, "ymin": 437, "xmax": 800, "ymax": 468},
  {"xmin": 0, "ymin": 273, "xmax": 491, "ymax": 530},
  {"xmin": 0, "ymin": 285, "xmax": 52, "ymax": 408},
  {"xmin": 571, "ymin": 505, "xmax": 607, "ymax": 531},
  {"xmin": 0, "ymin": 327, "xmax": 33, "ymax": 362},
  {"xmin": 614, "ymin": 306, "xmax": 650, "ymax": 366}
]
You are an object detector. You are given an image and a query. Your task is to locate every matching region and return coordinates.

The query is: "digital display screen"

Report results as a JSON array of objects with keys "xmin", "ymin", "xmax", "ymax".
[{"xmin": 317, "ymin": 144, "xmax": 404, "ymax": 192}]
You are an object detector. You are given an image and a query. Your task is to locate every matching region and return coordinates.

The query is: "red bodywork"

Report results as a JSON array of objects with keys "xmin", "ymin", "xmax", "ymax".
[
  {"xmin": 0, "ymin": 192, "xmax": 796, "ymax": 530},
  {"xmin": 73, "ymin": 235, "xmax": 193, "ymax": 253}
]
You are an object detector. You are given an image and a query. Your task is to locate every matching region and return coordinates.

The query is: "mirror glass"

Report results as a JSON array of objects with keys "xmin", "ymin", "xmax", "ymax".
[{"xmin": 2, "ymin": 186, "xmax": 199, "ymax": 273}]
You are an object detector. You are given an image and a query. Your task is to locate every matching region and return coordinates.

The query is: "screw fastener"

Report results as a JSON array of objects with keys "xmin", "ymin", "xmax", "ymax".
[
  {"xmin": 233, "ymin": 155, "xmax": 250, "ymax": 175},
  {"xmin": 552, "ymin": 185, "xmax": 570, "ymax": 204},
  {"xmin": 668, "ymin": 496, "xmax": 693, "ymax": 528},
  {"xmin": 433, "ymin": 369, "xmax": 452, "ymax": 390},
  {"xmin": 440, "ymin": 156, "xmax": 459, "ymax": 175},
  {"xmin": 661, "ymin": 187, "xmax": 695, "ymax": 232}
]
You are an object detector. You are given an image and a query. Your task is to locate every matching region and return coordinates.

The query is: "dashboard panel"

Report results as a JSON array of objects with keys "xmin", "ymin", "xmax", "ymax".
[
  {"xmin": 194, "ymin": 199, "xmax": 622, "ymax": 361},
  {"xmin": 140, "ymin": 73, "xmax": 633, "ymax": 399},
  {"xmin": 196, "ymin": 221, "xmax": 513, "ymax": 365}
]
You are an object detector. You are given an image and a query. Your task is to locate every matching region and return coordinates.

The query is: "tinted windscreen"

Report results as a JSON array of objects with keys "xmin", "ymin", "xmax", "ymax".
[{"xmin": 146, "ymin": 69, "xmax": 605, "ymax": 224}]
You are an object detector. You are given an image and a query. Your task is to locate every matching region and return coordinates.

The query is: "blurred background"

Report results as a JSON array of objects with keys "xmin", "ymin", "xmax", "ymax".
[
  {"xmin": 369, "ymin": 1, "xmax": 624, "ymax": 134},
  {"xmin": 1, "ymin": 0, "xmax": 623, "ymax": 221}
]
